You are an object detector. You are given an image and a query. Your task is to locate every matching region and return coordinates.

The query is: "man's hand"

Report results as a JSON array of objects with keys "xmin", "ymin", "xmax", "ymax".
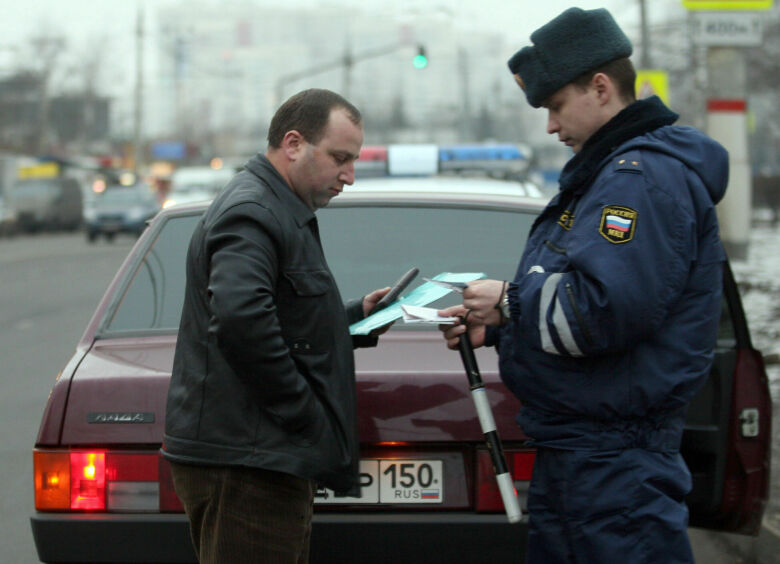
[
  {"xmin": 362, "ymin": 287, "xmax": 391, "ymax": 317},
  {"xmin": 362, "ymin": 287, "xmax": 394, "ymax": 336},
  {"xmin": 437, "ymin": 305, "xmax": 487, "ymax": 351}
]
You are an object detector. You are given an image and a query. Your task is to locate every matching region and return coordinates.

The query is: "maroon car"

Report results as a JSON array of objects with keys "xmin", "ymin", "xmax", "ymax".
[{"xmin": 31, "ymin": 146, "xmax": 771, "ymax": 563}]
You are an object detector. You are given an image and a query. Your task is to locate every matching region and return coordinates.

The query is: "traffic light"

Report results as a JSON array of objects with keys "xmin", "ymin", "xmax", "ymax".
[{"xmin": 413, "ymin": 45, "xmax": 428, "ymax": 69}]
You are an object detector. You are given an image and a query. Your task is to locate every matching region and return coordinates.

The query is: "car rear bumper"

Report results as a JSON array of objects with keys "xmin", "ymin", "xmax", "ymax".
[
  {"xmin": 313, "ymin": 513, "xmax": 527, "ymax": 563},
  {"xmin": 31, "ymin": 513, "xmax": 195, "ymax": 563},
  {"xmin": 31, "ymin": 512, "xmax": 527, "ymax": 563}
]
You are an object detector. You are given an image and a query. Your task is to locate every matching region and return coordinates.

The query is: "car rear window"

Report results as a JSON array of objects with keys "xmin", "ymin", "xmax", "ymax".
[
  {"xmin": 318, "ymin": 205, "xmax": 536, "ymax": 306},
  {"xmin": 103, "ymin": 213, "xmax": 202, "ymax": 333},
  {"xmin": 100, "ymin": 204, "xmax": 537, "ymax": 335}
]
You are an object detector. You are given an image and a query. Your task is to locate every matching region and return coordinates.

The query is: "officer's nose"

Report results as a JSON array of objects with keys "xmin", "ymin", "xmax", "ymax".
[{"xmin": 546, "ymin": 113, "xmax": 560, "ymax": 135}]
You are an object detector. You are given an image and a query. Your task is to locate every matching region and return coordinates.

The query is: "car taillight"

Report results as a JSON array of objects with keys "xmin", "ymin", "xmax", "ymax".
[
  {"xmin": 475, "ymin": 448, "xmax": 535, "ymax": 513},
  {"xmin": 159, "ymin": 456, "xmax": 184, "ymax": 512},
  {"xmin": 33, "ymin": 449, "xmax": 183, "ymax": 513},
  {"xmin": 71, "ymin": 452, "xmax": 106, "ymax": 510},
  {"xmin": 34, "ymin": 451, "xmax": 70, "ymax": 510}
]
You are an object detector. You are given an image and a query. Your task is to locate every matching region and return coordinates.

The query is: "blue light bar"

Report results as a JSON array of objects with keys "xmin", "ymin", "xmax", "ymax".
[{"xmin": 439, "ymin": 144, "xmax": 528, "ymax": 162}]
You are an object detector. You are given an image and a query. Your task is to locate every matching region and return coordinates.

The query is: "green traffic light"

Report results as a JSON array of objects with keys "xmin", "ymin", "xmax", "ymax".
[{"xmin": 413, "ymin": 54, "xmax": 428, "ymax": 69}]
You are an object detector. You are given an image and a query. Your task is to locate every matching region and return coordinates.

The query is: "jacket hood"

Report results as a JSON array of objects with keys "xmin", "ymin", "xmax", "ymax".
[
  {"xmin": 560, "ymin": 96, "xmax": 728, "ymax": 206},
  {"xmin": 621, "ymin": 125, "xmax": 728, "ymax": 205}
]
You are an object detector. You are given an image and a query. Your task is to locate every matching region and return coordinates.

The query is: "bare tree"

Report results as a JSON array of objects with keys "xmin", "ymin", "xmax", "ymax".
[
  {"xmin": 27, "ymin": 32, "xmax": 67, "ymax": 153},
  {"xmin": 61, "ymin": 34, "xmax": 109, "ymax": 151}
]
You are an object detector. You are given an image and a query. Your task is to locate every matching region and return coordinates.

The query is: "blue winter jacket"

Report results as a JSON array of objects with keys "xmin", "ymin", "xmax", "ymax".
[{"xmin": 496, "ymin": 98, "xmax": 728, "ymax": 451}]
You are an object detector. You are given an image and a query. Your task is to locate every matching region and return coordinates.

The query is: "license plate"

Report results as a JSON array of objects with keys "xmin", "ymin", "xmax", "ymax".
[{"xmin": 315, "ymin": 459, "xmax": 443, "ymax": 504}]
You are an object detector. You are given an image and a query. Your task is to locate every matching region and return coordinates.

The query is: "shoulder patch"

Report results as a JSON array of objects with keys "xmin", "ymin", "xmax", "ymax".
[
  {"xmin": 614, "ymin": 151, "xmax": 642, "ymax": 174},
  {"xmin": 599, "ymin": 205, "xmax": 637, "ymax": 243}
]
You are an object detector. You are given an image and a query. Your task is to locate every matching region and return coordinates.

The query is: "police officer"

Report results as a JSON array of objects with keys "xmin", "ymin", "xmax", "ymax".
[{"xmin": 439, "ymin": 8, "xmax": 728, "ymax": 563}]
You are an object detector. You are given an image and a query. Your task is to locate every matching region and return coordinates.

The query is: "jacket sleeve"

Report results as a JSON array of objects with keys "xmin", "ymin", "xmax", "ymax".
[
  {"xmin": 513, "ymin": 156, "xmax": 698, "ymax": 357},
  {"xmin": 346, "ymin": 297, "xmax": 380, "ymax": 348},
  {"xmin": 205, "ymin": 202, "xmax": 322, "ymax": 435}
]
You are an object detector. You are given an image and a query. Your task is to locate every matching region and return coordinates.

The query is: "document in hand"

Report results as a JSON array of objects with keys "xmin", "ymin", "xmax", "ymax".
[
  {"xmin": 400, "ymin": 305, "xmax": 458, "ymax": 324},
  {"xmin": 349, "ymin": 272, "xmax": 485, "ymax": 335}
]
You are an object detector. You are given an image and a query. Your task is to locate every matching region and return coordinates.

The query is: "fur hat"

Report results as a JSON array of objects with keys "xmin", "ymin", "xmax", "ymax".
[{"xmin": 507, "ymin": 7, "xmax": 633, "ymax": 108}]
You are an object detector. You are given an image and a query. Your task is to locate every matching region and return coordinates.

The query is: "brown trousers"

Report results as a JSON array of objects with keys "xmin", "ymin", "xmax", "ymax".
[{"xmin": 170, "ymin": 461, "xmax": 315, "ymax": 564}]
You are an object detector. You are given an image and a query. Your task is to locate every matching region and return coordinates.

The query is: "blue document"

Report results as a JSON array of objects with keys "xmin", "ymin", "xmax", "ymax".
[{"xmin": 349, "ymin": 272, "xmax": 486, "ymax": 335}]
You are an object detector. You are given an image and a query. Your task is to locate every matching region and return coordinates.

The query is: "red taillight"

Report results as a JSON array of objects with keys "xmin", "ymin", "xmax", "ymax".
[
  {"xmin": 475, "ymin": 448, "xmax": 535, "ymax": 513},
  {"xmin": 70, "ymin": 452, "xmax": 106, "ymax": 510},
  {"xmin": 34, "ymin": 449, "xmax": 184, "ymax": 513},
  {"xmin": 159, "ymin": 457, "xmax": 184, "ymax": 512},
  {"xmin": 510, "ymin": 451, "xmax": 536, "ymax": 481},
  {"xmin": 106, "ymin": 453, "xmax": 158, "ymax": 481},
  {"xmin": 105, "ymin": 453, "xmax": 159, "ymax": 511}
]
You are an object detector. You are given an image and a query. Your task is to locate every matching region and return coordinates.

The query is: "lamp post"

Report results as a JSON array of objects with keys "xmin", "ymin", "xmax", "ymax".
[{"xmin": 274, "ymin": 43, "xmax": 426, "ymax": 107}]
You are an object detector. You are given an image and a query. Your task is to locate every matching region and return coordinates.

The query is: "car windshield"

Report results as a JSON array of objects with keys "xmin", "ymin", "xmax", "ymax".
[
  {"xmin": 101, "ymin": 204, "xmax": 536, "ymax": 335},
  {"xmin": 97, "ymin": 187, "xmax": 153, "ymax": 205}
]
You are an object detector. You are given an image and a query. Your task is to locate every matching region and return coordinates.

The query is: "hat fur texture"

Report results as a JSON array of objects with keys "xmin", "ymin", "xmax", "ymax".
[{"xmin": 507, "ymin": 7, "xmax": 633, "ymax": 107}]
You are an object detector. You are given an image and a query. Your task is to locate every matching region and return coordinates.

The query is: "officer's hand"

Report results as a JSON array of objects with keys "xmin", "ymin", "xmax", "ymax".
[
  {"xmin": 461, "ymin": 279, "xmax": 505, "ymax": 327},
  {"xmin": 437, "ymin": 305, "xmax": 487, "ymax": 351}
]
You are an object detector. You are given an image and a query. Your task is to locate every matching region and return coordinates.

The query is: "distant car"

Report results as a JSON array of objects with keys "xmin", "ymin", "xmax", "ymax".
[
  {"xmin": 0, "ymin": 194, "xmax": 18, "ymax": 236},
  {"xmin": 83, "ymin": 184, "xmax": 161, "ymax": 242},
  {"xmin": 30, "ymin": 145, "xmax": 771, "ymax": 563},
  {"xmin": 162, "ymin": 166, "xmax": 234, "ymax": 209},
  {"xmin": 84, "ymin": 183, "xmax": 160, "ymax": 243},
  {"xmin": 9, "ymin": 176, "xmax": 83, "ymax": 232}
]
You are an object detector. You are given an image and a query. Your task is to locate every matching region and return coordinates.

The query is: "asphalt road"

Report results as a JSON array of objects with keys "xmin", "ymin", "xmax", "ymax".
[
  {"xmin": 0, "ymin": 232, "xmax": 134, "ymax": 563},
  {"xmin": 0, "ymin": 231, "xmax": 776, "ymax": 563}
]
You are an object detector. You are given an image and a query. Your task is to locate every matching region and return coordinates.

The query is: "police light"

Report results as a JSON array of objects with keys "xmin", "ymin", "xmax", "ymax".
[
  {"xmin": 354, "ymin": 143, "xmax": 536, "ymax": 181},
  {"xmin": 355, "ymin": 146, "xmax": 389, "ymax": 178},
  {"xmin": 439, "ymin": 145, "xmax": 529, "ymax": 163},
  {"xmin": 438, "ymin": 144, "xmax": 531, "ymax": 176},
  {"xmin": 413, "ymin": 45, "xmax": 428, "ymax": 69}
]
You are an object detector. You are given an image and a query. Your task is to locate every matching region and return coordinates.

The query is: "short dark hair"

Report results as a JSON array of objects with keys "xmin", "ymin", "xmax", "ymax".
[
  {"xmin": 571, "ymin": 57, "xmax": 637, "ymax": 104},
  {"xmin": 267, "ymin": 89, "xmax": 362, "ymax": 149}
]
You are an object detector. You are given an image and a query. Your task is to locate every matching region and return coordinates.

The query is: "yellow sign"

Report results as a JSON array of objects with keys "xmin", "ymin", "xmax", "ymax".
[
  {"xmin": 18, "ymin": 162, "xmax": 60, "ymax": 179},
  {"xmin": 682, "ymin": 0, "xmax": 773, "ymax": 10},
  {"xmin": 635, "ymin": 70, "xmax": 670, "ymax": 107}
]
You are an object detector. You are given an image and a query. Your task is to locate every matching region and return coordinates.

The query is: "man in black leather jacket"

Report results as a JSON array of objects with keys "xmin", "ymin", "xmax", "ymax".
[{"xmin": 163, "ymin": 89, "xmax": 390, "ymax": 563}]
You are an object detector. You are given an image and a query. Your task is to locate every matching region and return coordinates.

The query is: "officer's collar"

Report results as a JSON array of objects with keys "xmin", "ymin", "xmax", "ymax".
[{"xmin": 558, "ymin": 96, "xmax": 678, "ymax": 194}]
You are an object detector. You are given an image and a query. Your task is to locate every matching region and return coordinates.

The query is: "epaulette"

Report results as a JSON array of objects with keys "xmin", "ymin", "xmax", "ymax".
[{"xmin": 613, "ymin": 151, "xmax": 643, "ymax": 174}]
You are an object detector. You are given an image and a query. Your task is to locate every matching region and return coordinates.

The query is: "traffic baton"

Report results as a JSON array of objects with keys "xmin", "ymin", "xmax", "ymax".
[{"xmin": 457, "ymin": 330, "xmax": 522, "ymax": 523}]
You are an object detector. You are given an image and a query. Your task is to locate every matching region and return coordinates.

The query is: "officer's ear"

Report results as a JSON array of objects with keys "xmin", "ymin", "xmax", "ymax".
[{"xmin": 591, "ymin": 72, "xmax": 615, "ymax": 107}]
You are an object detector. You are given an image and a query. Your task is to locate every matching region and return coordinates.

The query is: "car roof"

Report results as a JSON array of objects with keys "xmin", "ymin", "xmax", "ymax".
[
  {"xmin": 170, "ymin": 167, "xmax": 234, "ymax": 183},
  {"xmin": 340, "ymin": 176, "xmax": 548, "ymax": 207},
  {"xmin": 160, "ymin": 175, "xmax": 549, "ymax": 215}
]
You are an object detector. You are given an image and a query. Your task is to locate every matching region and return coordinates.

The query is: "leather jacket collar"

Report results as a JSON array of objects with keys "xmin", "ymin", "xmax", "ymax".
[{"xmin": 245, "ymin": 153, "xmax": 317, "ymax": 229}]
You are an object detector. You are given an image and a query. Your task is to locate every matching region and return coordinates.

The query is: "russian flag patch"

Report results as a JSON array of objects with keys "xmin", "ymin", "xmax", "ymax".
[{"xmin": 599, "ymin": 205, "xmax": 637, "ymax": 243}]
